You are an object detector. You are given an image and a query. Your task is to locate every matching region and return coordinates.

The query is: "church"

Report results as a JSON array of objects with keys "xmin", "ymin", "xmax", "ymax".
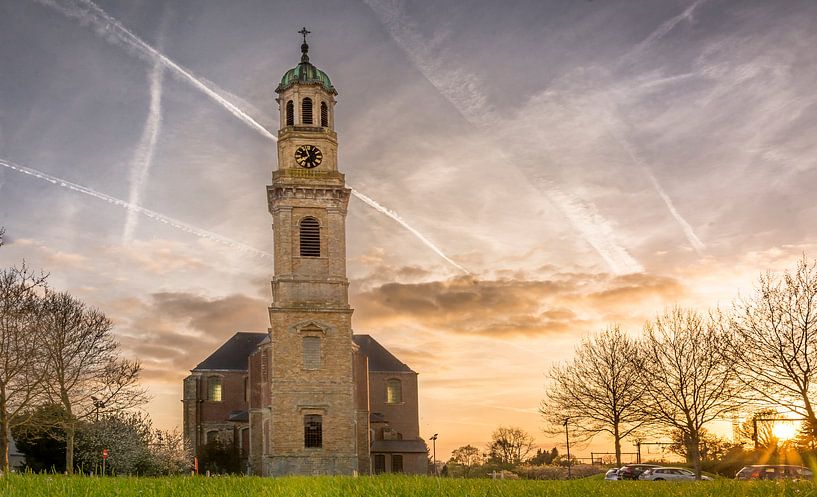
[{"xmin": 182, "ymin": 31, "xmax": 428, "ymax": 476}]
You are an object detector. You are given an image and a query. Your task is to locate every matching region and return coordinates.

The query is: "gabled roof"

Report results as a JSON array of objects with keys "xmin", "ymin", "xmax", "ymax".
[
  {"xmin": 193, "ymin": 332, "xmax": 267, "ymax": 372},
  {"xmin": 353, "ymin": 335, "xmax": 415, "ymax": 373},
  {"xmin": 192, "ymin": 332, "xmax": 415, "ymax": 374}
]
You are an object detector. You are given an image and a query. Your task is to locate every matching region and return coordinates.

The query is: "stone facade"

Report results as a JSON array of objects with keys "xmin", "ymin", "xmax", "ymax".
[{"xmin": 182, "ymin": 36, "xmax": 427, "ymax": 477}]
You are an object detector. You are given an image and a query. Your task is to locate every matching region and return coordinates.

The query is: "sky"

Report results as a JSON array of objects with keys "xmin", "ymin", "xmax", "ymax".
[{"xmin": 1, "ymin": 0, "xmax": 817, "ymax": 461}]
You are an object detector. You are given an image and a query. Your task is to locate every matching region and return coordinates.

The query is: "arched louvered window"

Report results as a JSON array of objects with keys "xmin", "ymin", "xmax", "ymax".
[
  {"xmin": 286, "ymin": 100, "xmax": 294, "ymax": 126},
  {"xmin": 301, "ymin": 98, "xmax": 313, "ymax": 125},
  {"xmin": 299, "ymin": 217, "xmax": 320, "ymax": 257},
  {"xmin": 320, "ymin": 102, "xmax": 328, "ymax": 127}
]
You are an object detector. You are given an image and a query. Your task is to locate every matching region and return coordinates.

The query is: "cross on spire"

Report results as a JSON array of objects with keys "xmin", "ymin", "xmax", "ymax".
[{"xmin": 299, "ymin": 27, "xmax": 311, "ymax": 44}]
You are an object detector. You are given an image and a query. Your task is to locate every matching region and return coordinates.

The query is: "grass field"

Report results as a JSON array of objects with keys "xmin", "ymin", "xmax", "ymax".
[{"xmin": 3, "ymin": 475, "xmax": 817, "ymax": 497}]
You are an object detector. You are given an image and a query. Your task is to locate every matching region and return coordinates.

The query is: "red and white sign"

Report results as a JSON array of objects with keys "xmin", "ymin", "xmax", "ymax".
[{"xmin": 102, "ymin": 449, "xmax": 108, "ymax": 460}]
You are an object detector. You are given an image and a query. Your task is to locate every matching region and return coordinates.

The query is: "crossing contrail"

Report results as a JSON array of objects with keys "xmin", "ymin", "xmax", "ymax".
[
  {"xmin": 33, "ymin": 0, "xmax": 470, "ymax": 274},
  {"xmin": 0, "ymin": 159, "xmax": 275, "ymax": 261},
  {"xmin": 123, "ymin": 52, "xmax": 165, "ymax": 243},
  {"xmin": 350, "ymin": 189, "xmax": 471, "ymax": 275}
]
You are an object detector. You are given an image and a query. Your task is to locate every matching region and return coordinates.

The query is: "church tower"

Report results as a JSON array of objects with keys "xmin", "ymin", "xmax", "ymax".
[{"xmin": 254, "ymin": 29, "xmax": 360, "ymax": 476}]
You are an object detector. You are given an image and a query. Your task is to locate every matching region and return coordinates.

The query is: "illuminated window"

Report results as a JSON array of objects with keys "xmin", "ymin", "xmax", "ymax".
[
  {"xmin": 304, "ymin": 415, "xmax": 322, "ymax": 448},
  {"xmin": 303, "ymin": 336, "xmax": 321, "ymax": 369},
  {"xmin": 302, "ymin": 98, "xmax": 313, "ymax": 124},
  {"xmin": 320, "ymin": 101, "xmax": 328, "ymax": 127},
  {"xmin": 386, "ymin": 379, "xmax": 402, "ymax": 404},
  {"xmin": 299, "ymin": 217, "xmax": 320, "ymax": 257},
  {"xmin": 207, "ymin": 376, "xmax": 222, "ymax": 402},
  {"xmin": 286, "ymin": 100, "xmax": 294, "ymax": 125}
]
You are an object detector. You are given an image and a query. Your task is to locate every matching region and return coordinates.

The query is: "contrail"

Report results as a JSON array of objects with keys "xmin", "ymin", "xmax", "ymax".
[
  {"xmin": 627, "ymin": 0, "xmax": 707, "ymax": 60},
  {"xmin": 123, "ymin": 52, "xmax": 164, "ymax": 243},
  {"xmin": 0, "ymin": 159, "xmax": 274, "ymax": 261},
  {"xmin": 35, "ymin": 0, "xmax": 471, "ymax": 274},
  {"xmin": 33, "ymin": 0, "xmax": 277, "ymax": 142},
  {"xmin": 350, "ymin": 189, "xmax": 471, "ymax": 275},
  {"xmin": 615, "ymin": 136, "xmax": 705, "ymax": 254},
  {"xmin": 363, "ymin": 0, "xmax": 643, "ymax": 274}
]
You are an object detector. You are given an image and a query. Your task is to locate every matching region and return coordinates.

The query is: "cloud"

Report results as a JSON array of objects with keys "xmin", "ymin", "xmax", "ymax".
[
  {"xmin": 352, "ymin": 272, "xmax": 685, "ymax": 338},
  {"xmin": 115, "ymin": 291, "xmax": 269, "ymax": 383}
]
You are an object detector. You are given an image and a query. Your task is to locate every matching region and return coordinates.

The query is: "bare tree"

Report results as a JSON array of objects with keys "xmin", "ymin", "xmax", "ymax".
[
  {"xmin": 487, "ymin": 426, "xmax": 535, "ymax": 466},
  {"xmin": 40, "ymin": 291, "xmax": 148, "ymax": 473},
  {"xmin": 638, "ymin": 307, "xmax": 742, "ymax": 479},
  {"xmin": 730, "ymin": 257, "xmax": 817, "ymax": 436},
  {"xmin": 540, "ymin": 326, "xmax": 648, "ymax": 467},
  {"xmin": 0, "ymin": 262, "xmax": 48, "ymax": 472}
]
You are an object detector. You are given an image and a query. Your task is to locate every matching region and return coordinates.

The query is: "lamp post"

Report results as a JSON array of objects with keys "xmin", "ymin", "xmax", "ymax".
[
  {"xmin": 563, "ymin": 418, "xmax": 572, "ymax": 479},
  {"xmin": 92, "ymin": 396, "xmax": 106, "ymax": 422},
  {"xmin": 430, "ymin": 433, "xmax": 438, "ymax": 476}
]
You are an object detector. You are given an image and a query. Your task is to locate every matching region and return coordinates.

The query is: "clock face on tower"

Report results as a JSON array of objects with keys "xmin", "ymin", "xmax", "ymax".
[{"xmin": 294, "ymin": 145, "xmax": 323, "ymax": 169}]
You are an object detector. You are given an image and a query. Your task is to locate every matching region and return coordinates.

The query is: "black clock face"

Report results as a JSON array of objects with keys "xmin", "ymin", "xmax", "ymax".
[{"xmin": 294, "ymin": 145, "xmax": 323, "ymax": 169}]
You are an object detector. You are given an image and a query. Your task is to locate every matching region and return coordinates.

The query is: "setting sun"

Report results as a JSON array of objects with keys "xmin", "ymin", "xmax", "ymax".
[{"xmin": 773, "ymin": 422, "xmax": 799, "ymax": 441}]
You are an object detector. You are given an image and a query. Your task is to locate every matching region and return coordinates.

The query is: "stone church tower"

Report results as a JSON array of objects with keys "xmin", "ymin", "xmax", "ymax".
[{"xmin": 248, "ymin": 29, "xmax": 364, "ymax": 476}]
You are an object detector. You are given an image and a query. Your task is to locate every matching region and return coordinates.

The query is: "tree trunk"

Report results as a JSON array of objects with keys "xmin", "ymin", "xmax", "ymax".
[
  {"xmin": 65, "ymin": 422, "xmax": 75, "ymax": 475},
  {"xmin": 613, "ymin": 423, "xmax": 622, "ymax": 467},
  {"xmin": 0, "ymin": 392, "xmax": 8, "ymax": 473},
  {"xmin": 688, "ymin": 432, "xmax": 702, "ymax": 480}
]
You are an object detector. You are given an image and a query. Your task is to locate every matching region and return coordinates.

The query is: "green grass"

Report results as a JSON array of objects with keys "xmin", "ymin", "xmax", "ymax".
[{"xmin": 2, "ymin": 474, "xmax": 817, "ymax": 497}]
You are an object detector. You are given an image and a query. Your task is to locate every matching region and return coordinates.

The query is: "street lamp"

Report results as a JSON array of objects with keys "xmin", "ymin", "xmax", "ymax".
[
  {"xmin": 430, "ymin": 433, "xmax": 438, "ymax": 476},
  {"xmin": 92, "ymin": 396, "xmax": 106, "ymax": 422},
  {"xmin": 563, "ymin": 418, "xmax": 572, "ymax": 479}
]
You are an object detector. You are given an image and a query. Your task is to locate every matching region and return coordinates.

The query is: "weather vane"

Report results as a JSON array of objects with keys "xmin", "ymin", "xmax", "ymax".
[{"xmin": 299, "ymin": 27, "xmax": 311, "ymax": 44}]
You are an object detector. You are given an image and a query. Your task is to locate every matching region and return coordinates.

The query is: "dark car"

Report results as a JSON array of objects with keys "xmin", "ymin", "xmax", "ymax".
[
  {"xmin": 618, "ymin": 464, "xmax": 661, "ymax": 480},
  {"xmin": 735, "ymin": 465, "xmax": 813, "ymax": 480}
]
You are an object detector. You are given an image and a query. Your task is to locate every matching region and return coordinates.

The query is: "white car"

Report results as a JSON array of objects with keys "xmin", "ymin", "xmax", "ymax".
[
  {"xmin": 604, "ymin": 468, "xmax": 620, "ymax": 480},
  {"xmin": 639, "ymin": 467, "xmax": 712, "ymax": 481}
]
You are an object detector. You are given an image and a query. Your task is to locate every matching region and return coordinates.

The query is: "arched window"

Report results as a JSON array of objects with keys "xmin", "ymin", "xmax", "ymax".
[
  {"xmin": 206, "ymin": 430, "xmax": 219, "ymax": 445},
  {"xmin": 207, "ymin": 376, "xmax": 222, "ymax": 402},
  {"xmin": 320, "ymin": 102, "xmax": 328, "ymax": 127},
  {"xmin": 299, "ymin": 217, "xmax": 320, "ymax": 257},
  {"xmin": 303, "ymin": 336, "xmax": 321, "ymax": 369},
  {"xmin": 304, "ymin": 415, "xmax": 322, "ymax": 448},
  {"xmin": 386, "ymin": 379, "xmax": 402, "ymax": 404},
  {"xmin": 286, "ymin": 100, "xmax": 294, "ymax": 126},
  {"xmin": 392, "ymin": 454, "xmax": 404, "ymax": 473},
  {"xmin": 301, "ymin": 98, "xmax": 313, "ymax": 124}
]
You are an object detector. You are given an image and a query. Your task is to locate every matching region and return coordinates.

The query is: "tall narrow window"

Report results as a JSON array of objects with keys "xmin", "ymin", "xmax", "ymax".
[
  {"xmin": 373, "ymin": 454, "xmax": 386, "ymax": 474},
  {"xmin": 386, "ymin": 379, "xmax": 402, "ymax": 404},
  {"xmin": 301, "ymin": 97, "xmax": 313, "ymax": 124},
  {"xmin": 391, "ymin": 454, "xmax": 404, "ymax": 473},
  {"xmin": 286, "ymin": 100, "xmax": 294, "ymax": 125},
  {"xmin": 299, "ymin": 217, "xmax": 320, "ymax": 257},
  {"xmin": 207, "ymin": 376, "xmax": 222, "ymax": 401},
  {"xmin": 303, "ymin": 336, "xmax": 321, "ymax": 369},
  {"xmin": 320, "ymin": 101, "xmax": 328, "ymax": 127},
  {"xmin": 244, "ymin": 376, "xmax": 249, "ymax": 403},
  {"xmin": 304, "ymin": 415, "xmax": 322, "ymax": 448}
]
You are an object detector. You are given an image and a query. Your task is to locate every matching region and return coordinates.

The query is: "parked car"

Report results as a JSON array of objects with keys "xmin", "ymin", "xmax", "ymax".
[
  {"xmin": 604, "ymin": 468, "xmax": 620, "ymax": 480},
  {"xmin": 639, "ymin": 467, "xmax": 712, "ymax": 481},
  {"xmin": 735, "ymin": 465, "xmax": 813, "ymax": 480},
  {"xmin": 618, "ymin": 464, "xmax": 661, "ymax": 480}
]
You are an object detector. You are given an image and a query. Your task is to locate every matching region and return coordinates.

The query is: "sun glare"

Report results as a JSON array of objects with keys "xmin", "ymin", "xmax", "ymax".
[{"xmin": 773, "ymin": 422, "xmax": 798, "ymax": 441}]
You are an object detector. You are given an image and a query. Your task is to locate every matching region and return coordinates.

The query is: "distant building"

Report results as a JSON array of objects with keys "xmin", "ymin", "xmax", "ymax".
[
  {"xmin": 182, "ymin": 32, "xmax": 427, "ymax": 476},
  {"xmin": 8, "ymin": 436, "xmax": 24, "ymax": 471}
]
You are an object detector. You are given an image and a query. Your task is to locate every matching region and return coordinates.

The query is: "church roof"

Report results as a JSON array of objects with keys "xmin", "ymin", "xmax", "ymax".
[
  {"xmin": 192, "ymin": 332, "xmax": 267, "ymax": 372},
  {"xmin": 353, "ymin": 335, "xmax": 415, "ymax": 373},
  {"xmin": 192, "ymin": 332, "xmax": 415, "ymax": 374}
]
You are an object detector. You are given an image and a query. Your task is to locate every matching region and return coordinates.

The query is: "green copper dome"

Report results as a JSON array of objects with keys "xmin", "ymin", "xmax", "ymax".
[
  {"xmin": 276, "ymin": 34, "xmax": 337, "ymax": 94},
  {"xmin": 277, "ymin": 63, "xmax": 335, "ymax": 94}
]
